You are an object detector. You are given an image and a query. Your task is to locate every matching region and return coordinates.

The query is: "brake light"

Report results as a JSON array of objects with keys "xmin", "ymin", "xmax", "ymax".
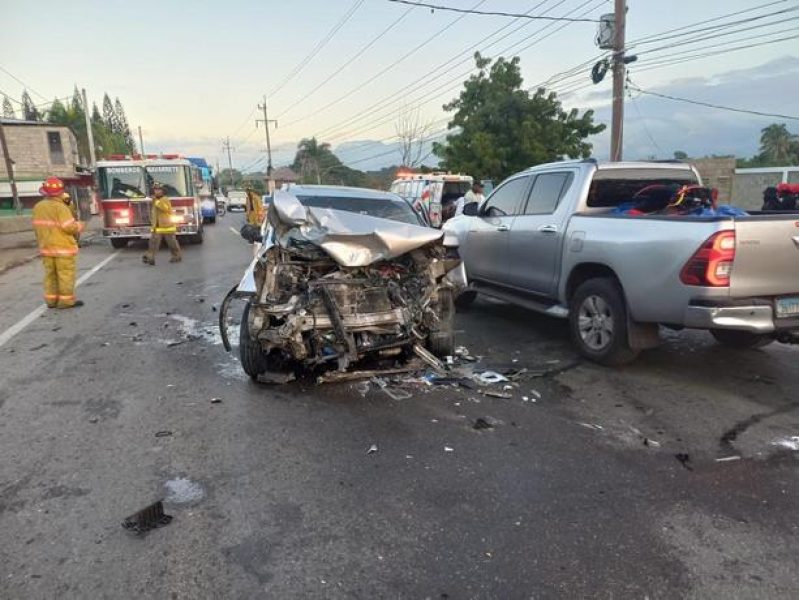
[
  {"xmin": 114, "ymin": 208, "xmax": 130, "ymax": 225},
  {"xmin": 680, "ymin": 230, "xmax": 736, "ymax": 287}
]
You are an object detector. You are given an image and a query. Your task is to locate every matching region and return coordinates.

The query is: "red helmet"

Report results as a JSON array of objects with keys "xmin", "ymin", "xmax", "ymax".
[{"xmin": 40, "ymin": 177, "xmax": 65, "ymax": 197}]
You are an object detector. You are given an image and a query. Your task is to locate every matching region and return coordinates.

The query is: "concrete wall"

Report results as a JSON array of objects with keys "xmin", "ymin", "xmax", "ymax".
[
  {"xmin": 689, "ymin": 158, "xmax": 736, "ymax": 205},
  {"xmin": 0, "ymin": 124, "xmax": 81, "ymax": 181}
]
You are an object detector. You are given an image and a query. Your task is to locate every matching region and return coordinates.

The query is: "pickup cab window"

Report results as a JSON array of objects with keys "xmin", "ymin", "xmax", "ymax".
[
  {"xmin": 483, "ymin": 176, "xmax": 529, "ymax": 217},
  {"xmin": 525, "ymin": 172, "xmax": 574, "ymax": 215}
]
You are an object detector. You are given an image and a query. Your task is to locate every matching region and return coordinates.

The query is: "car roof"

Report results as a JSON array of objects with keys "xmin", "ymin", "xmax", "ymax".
[{"xmin": 289, "ymin": 184, "xmax": 405, "ymax": 201}]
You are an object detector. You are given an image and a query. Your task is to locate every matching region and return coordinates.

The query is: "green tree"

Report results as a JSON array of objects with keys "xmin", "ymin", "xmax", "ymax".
[
  {"xmin": 2, "ymin": 96, "xmax": 15, "ymax": 119},
  {"xmin": 21, "ymin": 90, "xmax": 41, "ymax": 121},
  {"xmin": 673, "ymin": 150, "xmax": 688, "ymax": 160},
  {"xmin": 433, "ymin": 53, "xmax": 604, "ymax": 181},
  {"xmin": 758, "ymin": 124, "xmax": 798, "ymax": 165},
  {"xmin": 102, "ymin": 94, "xmax": 116, "ymax": 130},
  {"xmin": 114, "ymin": 97, "xmax": 136, "ymax": 150}
]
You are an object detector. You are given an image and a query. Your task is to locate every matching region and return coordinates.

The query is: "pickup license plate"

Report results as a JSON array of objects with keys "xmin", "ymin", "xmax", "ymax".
[{"xmin": 776, "ymin": 296, "xmax": 799, "ymax": 318}]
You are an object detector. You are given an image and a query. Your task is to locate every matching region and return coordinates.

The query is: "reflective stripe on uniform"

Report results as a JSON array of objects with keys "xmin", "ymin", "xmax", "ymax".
[
  {"xmin": 153, "ymin": 227, "xmax": 177, "ymax": 233},
  {"xmin": 32, "ymin": 219, "xmax": 62, "ymax": 227},
  {"xmin": 40, "ymin": 247, "xmax": 79, "ymax": 256},
  {"xmin": 58, "ymin": 294, "xmax": 75, "ymax": 300},
  {"xmin": 44, "ymin": 294, "xmax": 58, "ymax": 299}
]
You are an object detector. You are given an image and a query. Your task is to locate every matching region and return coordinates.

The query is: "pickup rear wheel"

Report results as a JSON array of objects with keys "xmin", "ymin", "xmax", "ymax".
[
  {"xmin": 428, "ymin": 288, "xmax": 456, "ymax": 357},
  {"xmin": 569, "ymin": 278, "xmax": 640, "ymax": 366},
  {"xmin": 710, "ymin": 329, "xmax": 775, "ymax": 349}
]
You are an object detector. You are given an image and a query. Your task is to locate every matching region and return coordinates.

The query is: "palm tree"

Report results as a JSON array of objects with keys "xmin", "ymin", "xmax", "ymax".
[
  {"xmin": 293, "ymin": 137, "xmax": 333, "ymax": 184},
  {"xmin": 759, "ymin": 124, "xmax": 794, "ymax": 164}
]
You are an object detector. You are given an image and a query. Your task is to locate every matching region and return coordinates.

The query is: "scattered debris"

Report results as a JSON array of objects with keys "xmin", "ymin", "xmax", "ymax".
[
  {"xmin": 257, "ymin": 371, "xmax": 296, "ymax": 384},
  {"xmin": 154, "ymin": 430, "xmax": 173, "ymax": 438},
  {"xmin": 29, "ymin": 343, "xmax": 47, "ymax": 351},
  {"xmin": 444, "ymin": 446, "xmax": 454, "ymax": 452},
  {"xmin": 212, "ymin": 306, "xmax": 217, "ymax": 312},
  {"xmin": 101, "ymin": 342, "xmax": 110, "ymax": 347},
  {"xmin": 166, "ymin": 340, "xmax": 186, "ymax": 348},
  {"xmin": 88, "ymin": 416, "xmax": 99, "ymax": 424},
  {"xmin": 371, "ymin": 377, "xmax": 413, "ymax": 400},
  {"xmin": 318, "ymin": 363, "xmax": 421, "ymax": 383},
  {"xmin": 367, "ymin": 444, "xmax": 378, "ymax": 455},
  {"xmin": 716, "ymin": 455, "xmax": 742, "ymax": 462},
  {"xmin": 121, "ymin": 303, "xmax": 131, "ymax": 309},
  {"xmin": 476, "ymin": 371, "xmax": 508, "ymax": 384},
  {"xmin": 197, "ymin": 298, "xmax": 205, "ymax": 303},
  {"xmin": 164, "ymin": 478, "xmax": 205, "ymax": 504},
  {"xmin": 414, "ymin": 344, "xmax": 446, "ymax": 372},
  {"xmin": 643, "ymin": 437, "xmax": 661, "ymax": 448},
  {"xmin": 530, "ymin": 390, "xmax": 542, "ymax": 400},
  {"xmin": 129, "ymin": 322, "xmax": 137, "ymax": 327},
  {"xmin": 772, "ymin": 436, "xmax": 799, "ymax": 451},
  {"xmin": 482, "ymin": 390, "xmax": 512, "ymax": 399},
  {"xmin": 210, "ymin": 398, "xmax": 223, "ymax": 404},
  {"xmin": 473, "ymin": 418, "xmax": 494, "ymax": 431},
  {"xmin": 577, "ymin": 422, "xmax": 603, "ymax": 431},
  {"xmin": 674, "ymin": 453, "xmax": 693, "ymax": 471},
  {"xmin": 122, "ymin": 500, "xmax": 172, "ymax": 534},
  {"xmin": 502, "ymin": 384, "xmax": 513, "ymax": 391}
]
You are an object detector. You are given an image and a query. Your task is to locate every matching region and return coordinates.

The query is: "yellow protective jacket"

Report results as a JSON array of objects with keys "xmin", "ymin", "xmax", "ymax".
[
  {"xmin": 32, "ymin": 197, "xmax": 84, "ymax": 257},
  {"xmin": 150, "ymin": 195, "xmax": 176, "ymax": 234},
  {"xmin": 245, "ymin": 189, "xmax": 265, "ymax": 226}
]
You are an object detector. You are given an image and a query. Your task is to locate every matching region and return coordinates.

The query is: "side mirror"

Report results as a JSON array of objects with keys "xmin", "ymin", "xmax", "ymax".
[
  {"xmin": 462, "ymin": 202, "xmax": 479, "ymax": 216},
  {"xmin": 239, "ymin": 224, "xmax": 263, "ymax": 244}
]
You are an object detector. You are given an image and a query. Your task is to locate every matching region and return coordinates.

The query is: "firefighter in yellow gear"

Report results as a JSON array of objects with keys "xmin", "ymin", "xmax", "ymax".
[
  {"xmin": 142, "ymin": 182, "xmax": 181, "ymax": 265},
  {"xmin": 245, "ymin": 187, "xmax": 265, "ymax": 226},
  {"xmin": 32, "ymin": 177, "xmax": 85, "ymax": 308}
]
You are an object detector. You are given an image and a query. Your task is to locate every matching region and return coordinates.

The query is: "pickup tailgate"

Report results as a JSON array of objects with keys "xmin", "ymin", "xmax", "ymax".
[{"xmin": 730, "ymin": 216, "xmax": 799, "ymax": 297}]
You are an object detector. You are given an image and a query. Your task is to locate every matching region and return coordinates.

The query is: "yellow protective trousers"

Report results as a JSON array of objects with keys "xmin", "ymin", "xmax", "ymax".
[{"xmin": 41, "ymin": 256, "xmax": 77, "ymax": 308}]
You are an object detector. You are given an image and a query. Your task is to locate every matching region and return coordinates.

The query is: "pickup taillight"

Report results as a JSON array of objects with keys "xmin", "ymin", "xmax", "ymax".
[{"xmin": 680, "ymin": 230, "xmax": 736, "ymax": 287}]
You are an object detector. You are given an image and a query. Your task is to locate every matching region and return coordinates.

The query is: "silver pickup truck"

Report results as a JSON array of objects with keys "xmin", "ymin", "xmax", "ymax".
[{"xmin": 446, "ymin": 159, "xmax": 799, "ymax": 365}]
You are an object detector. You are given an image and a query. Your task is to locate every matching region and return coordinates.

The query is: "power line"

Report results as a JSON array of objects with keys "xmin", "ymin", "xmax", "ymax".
[
  {"xmin": 385, "ymin": 0, "xmax": 599, "ymax": 22},
  {"xmin": 303, "ymin": 0, "xmax": 560, "ymax": 136},
  {"xmin": 276, "ymin": 4, "xmax": 417, "ymax": 120},
  {"xmin": 627, "ymin": 81, "xmax": 799, "ymax": 121},
  {"xmin": 267, "ymin": 0, "xmax": 366, "ymax": 100},
  {"xmin": 279, "ymin": 0, "xmax": 487, "ymax": 129},
  {"xmin": 629, "ymin": 91, "xmax": 664, "ymax": 157},
  {"xmin": 0, "ymin": 65, "xmax": 49, "ymax": 102},
  {"xmin": 315, "ymin": 0, "xmax": 604, "ymax": 142}
]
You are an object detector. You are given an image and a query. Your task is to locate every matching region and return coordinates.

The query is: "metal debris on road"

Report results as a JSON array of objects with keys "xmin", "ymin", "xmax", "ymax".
[
  {"xmin": 444, "ymin": 446, "xmax": 454, "ymax": 452},
  {"xmin": 716, "ymin": 455, "xmax": 742, "ymax": 462},
  {"xmin": 772, "ymin": 436, "xmax": 799, "ymax": 451},
  {"xmin": 367, "ymin": 444, "xmax": 378, "ymax": 455},
  {"xmin": 413, "ymin": 344, "xmax": 446, "ymax": 372},
  {"xmin": 475, "ymin": 371, "xmax": 508, "ymax": 384},
  {"xmin": 256, "ymin": 371, "xmax": 296, "ymax": 384},
  {"xmin": 643, "ymin": 438, "xmax": 661, "ymax": 448},
  {"xmin": 317, "ymin": 363, "xmax": 421, "ymax": 383},
  {"xmin": 122, "ymin": 500, "xmax": 173, "ymax": 534},
  {"xmin": 482, "ymin": 390, "xmax": 512, "ymax": 399},
  {"xmin": 154, "ymin": 430, "xmax": 173, "ymax": 438},
  {"xmin": 577, "ymin": 422, "xmax": 603, "ymax": 431},
  {"xmin": 210, "ymin": 398, "xmax": 223, "ymax": 404},
  {"xmin": 473, "ymin": 418, "xmax": 494, "ymax": 430}
]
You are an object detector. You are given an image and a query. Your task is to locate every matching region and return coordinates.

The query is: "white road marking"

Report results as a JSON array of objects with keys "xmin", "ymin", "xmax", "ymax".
[
  {"xmin": 229, "ymin": 226, "xmax": 240, "ymax": 236},
  {"xmin": 0, "ymin": 251, "xmax": 120, "ymax": 349}
]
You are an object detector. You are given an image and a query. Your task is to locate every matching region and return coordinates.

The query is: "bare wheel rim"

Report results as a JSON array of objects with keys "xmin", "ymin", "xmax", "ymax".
[{"xmin": 578, "ymin": 294, "xmax": 614, "ymax": 351}]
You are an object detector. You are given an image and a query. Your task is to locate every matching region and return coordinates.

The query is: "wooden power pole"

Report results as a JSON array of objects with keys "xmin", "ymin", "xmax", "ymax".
[
  {"xmin": 610, "ymin": 0, "xmax": 626, "ymax": 162},
  {"xmin": 0, "ymin": 119, "xmax": 21, "ymax": 214},
  {"xmin": 256, "ymin": 96, "xmax": 278, "ymax": 194}
]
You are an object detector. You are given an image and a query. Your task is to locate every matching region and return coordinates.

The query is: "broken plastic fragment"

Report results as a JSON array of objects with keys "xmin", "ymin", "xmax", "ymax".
[
  {"xmin": 444, "ymin": 446, "xmax": 454, "ymax": 452},
  {"xmin": 716, "ymin": 455, "xmax": 741, "ymax": 462},
  {"xmin": 476, "ymin": 371, "xmax": 509, "ymax": 384},
  {"xmin": 122, "ymin": 500, "xmax": 172, "ymax": 534},
  {"xmin": 367, "ymin": 444, "xmax": 378, "ymax": 455}
]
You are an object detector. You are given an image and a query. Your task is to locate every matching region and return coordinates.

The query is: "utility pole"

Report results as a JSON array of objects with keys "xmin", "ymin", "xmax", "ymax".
[
  {"xmin": 138, "ymin": 126, "xmax": 146, "ymax": 156},
  {"xmin": 222, "ymin": 137, "xmax": 235, "ymax": 189},
  {"xmin": 256, "ymin": 96, "xmax": 278, "ymax": 193},
  {"xmin": 610, "ymin": 0, "xmax": 626, "ymax": 162},
  {"xmin": 81, "ymin": 89, "xmax": 97, "ymax": 168},
  {"xmin": 0, "ymin": 120, "xmax": 21, "ymax": 214}
]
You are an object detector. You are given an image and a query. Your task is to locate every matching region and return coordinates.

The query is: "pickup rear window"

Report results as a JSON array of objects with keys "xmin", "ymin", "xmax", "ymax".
[{"xmin": 587, "ymin": 168, "xmax": 698, "ymax": 208}]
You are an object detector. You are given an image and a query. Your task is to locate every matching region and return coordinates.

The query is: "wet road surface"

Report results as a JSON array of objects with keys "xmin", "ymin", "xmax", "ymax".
[{"xmin": 1, "ymin": 215, "xmax": 797, "ymax": 598}]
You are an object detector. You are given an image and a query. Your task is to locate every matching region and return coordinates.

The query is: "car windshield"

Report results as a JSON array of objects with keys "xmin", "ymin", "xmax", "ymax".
[
  {"xmin": 295, "ymin": 194, "xmax": 422, "ymax": 225},
  {"xmin": 101, "ymin": 166, "xmax": 146, "ymax": 199},
  {"xmin": 145, "ymin": 166, "xmax": 190, "ymax": 197}
]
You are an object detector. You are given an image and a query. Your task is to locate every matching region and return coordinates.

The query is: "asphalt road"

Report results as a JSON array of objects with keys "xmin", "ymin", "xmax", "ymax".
[{"xmin": 1, "ymin": 213, "xmax": 797, "ymax": 599}]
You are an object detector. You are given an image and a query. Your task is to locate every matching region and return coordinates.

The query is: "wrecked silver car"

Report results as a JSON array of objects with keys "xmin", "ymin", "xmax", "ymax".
[{"xmin": 222, "ymin": 187, "xmax": 460, "ymax": 380}]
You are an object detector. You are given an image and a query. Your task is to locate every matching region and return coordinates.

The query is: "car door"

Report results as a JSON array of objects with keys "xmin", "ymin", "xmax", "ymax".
[
  {"xmin": 505, "ymin": 171, "xmax": 576, "ymax": 296},
  {"xmin": 463, "ymin": 175, "xmax": 532, "ymax": 283}
]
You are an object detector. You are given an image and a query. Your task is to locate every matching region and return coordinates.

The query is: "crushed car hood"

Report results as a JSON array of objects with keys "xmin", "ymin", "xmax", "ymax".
[{"xmin": 271, "ymin": 191, "xmax": 443, "ymax": 267}]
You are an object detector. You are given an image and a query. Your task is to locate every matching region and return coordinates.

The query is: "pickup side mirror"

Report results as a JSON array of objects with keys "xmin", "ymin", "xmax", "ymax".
[
  {"xmin": 462, "ymin": 202, "xmax": 479, "ymax": 216},
  {"xmin": 239, "ymin": 224, "xmax": 263, "ymax": 244}
]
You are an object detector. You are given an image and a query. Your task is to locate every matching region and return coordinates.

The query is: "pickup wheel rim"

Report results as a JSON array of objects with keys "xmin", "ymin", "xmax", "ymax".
[{"xmin": 578, "ymin": 295, "xmax": 614, "ymax": 351}]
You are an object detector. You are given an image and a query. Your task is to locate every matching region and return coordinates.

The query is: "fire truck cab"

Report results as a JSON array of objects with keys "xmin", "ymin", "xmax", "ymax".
[
  {"xmin": 389, "ymin": 171, "xmax": 473, "ymax": 228},
  {"xmin": 97, "ymin": 155, "xmax": 204, "ymax": 248}
]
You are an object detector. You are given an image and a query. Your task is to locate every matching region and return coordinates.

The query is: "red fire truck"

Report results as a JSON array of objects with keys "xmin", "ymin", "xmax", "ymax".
[{"xmin": 97, "ymin": 155, "xmax": 204, "ymax": 248}]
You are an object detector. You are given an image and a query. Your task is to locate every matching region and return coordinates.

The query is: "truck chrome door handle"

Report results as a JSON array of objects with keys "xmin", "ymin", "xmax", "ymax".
[
  {"xmin": 538, "ymin": 224, "xmax": 558, "ymax": 233},
  {"xmin": 496, "ymin": 224, "xmax": 510, "ymax": 232}
]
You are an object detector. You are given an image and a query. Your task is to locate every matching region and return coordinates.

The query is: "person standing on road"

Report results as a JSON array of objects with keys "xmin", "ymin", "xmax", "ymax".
[
  {"xmin": 32, "ymin": 177, "xmax": 85, "ymax": 308},
  {"xmin": 452, "ymin": 181, "xmax": 486, "ymax": 219},
  {"xmin": 143, "ymin": 182, "xmax": 182, "ymax": 265}
]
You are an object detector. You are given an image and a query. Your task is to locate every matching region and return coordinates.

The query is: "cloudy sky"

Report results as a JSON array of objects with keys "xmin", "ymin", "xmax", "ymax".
[{"xmin": 3, "ymin": 0, "xmax": 798, "ymax": 172}]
